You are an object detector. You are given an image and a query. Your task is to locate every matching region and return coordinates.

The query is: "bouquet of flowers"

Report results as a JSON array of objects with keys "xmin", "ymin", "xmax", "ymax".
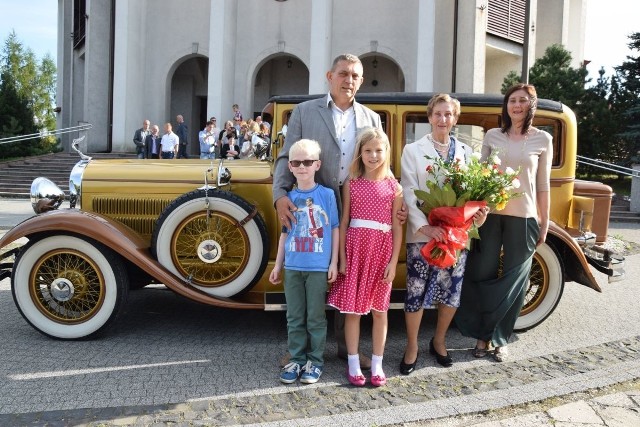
[{"xmin": 415, "ymin": 151, "xmax": 521, "ymax": 268}]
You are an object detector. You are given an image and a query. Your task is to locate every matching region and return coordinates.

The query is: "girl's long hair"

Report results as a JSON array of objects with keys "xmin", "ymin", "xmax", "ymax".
[{"xmin": 348, "ymin": 127, "xmax": 393, "ymax": 179}]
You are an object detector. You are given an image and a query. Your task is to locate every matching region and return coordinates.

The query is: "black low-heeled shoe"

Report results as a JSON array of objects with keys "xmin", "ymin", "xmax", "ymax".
[
  {"xmin": 399, "ymin": 352, "xmax": 419, "ymax": 375},
  {"xmin": 429, "ymin": 338, "xmax": 453, "ymax": 367}
]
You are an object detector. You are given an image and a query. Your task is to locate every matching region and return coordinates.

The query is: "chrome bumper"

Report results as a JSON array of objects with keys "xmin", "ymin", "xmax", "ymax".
[{"xmin": 576, "ymin": 232, "xmax": 625, "ymax": 283}]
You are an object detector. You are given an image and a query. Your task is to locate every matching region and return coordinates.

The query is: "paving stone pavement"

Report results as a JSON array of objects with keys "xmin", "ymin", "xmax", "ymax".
[
  {"xmin": 0, "ymin": 336, "xmax": 638, "ymax": 426},
  {"xmin": 2, "ymin": 202, "xmax": 640, "ymax": 426}
]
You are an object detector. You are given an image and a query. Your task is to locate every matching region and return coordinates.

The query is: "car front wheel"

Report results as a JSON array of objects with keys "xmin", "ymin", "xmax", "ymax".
[{"xmin": 12, "ymin": 235, "xmax": 129, "ymax": 339}]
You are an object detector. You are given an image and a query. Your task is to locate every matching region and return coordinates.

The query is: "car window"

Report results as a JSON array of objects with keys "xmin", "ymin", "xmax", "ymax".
[
  {"xmin": 532, "ymin": 118, "xmax": 561, "ymax": 167},
  {"xmin": 373, "ymin": 110, "xmax": 390, "ymax": 135},
  {"xmin": 403, "ymin": 113, "xmax": 487, "ymax": 152}
]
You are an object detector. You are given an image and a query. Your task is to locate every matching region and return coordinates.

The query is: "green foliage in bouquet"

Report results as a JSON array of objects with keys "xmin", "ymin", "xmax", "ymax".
[{"xmin": 415, "ymin": 151, "xmax": 522, "ymax": 224}]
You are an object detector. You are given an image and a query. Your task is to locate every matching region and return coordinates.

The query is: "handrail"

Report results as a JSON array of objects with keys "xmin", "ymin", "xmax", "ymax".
[
  {"xmin": 0, "ymin": 124, "xmax": 93, "ymax": 145},
  {"xmin": 577, "ymin": 155, "xmax": 640, "ymax": 178}
]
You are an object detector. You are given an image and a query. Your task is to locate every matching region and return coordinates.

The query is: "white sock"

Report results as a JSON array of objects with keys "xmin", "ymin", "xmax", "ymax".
[
  {"xmin": 347, "ymin": 354, "xmax": 362, "ymax": 377},
  {"xmin": 371, "ymin": 354, "xmax": 384, "ymax": 377}
]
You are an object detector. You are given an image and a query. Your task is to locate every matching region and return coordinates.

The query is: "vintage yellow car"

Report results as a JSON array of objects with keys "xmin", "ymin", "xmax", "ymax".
[{"xmin": 0, "ymin": 92, "xmax": 624, "ymax": 340}]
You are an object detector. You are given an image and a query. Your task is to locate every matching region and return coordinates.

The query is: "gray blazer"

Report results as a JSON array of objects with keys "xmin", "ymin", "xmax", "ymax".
[{"xmin": 272, "ymin": 94, "xmax": 382, "ymax": 206}]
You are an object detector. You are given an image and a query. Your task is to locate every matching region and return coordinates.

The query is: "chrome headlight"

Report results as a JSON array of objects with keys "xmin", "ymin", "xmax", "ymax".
[{"xmin": 30, "ymin": 177, "xmax": 64, "ymax": 214}]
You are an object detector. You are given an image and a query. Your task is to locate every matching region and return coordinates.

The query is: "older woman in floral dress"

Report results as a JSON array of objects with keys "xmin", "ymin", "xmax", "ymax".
[{"xmin": 399, "ymin": 94, "xmax": 488, "ymax": 372}]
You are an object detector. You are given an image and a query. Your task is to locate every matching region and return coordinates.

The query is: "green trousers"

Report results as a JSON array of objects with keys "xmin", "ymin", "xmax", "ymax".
[
  {"xmin": 283, "ymin": 269, "xmax": 328, "ymax": 366},
  {"xmin": 455, "ymin": 214, "xmax": 539, "ymax": 347}
]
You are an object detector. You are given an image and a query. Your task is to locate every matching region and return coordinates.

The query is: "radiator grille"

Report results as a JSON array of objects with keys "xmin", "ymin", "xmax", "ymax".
[{"xmin": 91, "ymin": 196, "xmax": 174, "ymax": 239}]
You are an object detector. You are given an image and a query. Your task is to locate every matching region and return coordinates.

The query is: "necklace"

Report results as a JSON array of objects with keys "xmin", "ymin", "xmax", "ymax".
[
  {"xmin": 428, "ymin": 133, "xmax": 450, "ymax": 148},
  {"xmin": 429, "ymin": 133, "xmax": 452, "ymax": 161}
]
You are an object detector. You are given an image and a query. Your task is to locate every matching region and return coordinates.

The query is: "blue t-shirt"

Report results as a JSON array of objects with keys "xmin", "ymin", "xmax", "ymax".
[{"xmin": 283, "ymin": 184, "xmax": 339, "ymax": 272}]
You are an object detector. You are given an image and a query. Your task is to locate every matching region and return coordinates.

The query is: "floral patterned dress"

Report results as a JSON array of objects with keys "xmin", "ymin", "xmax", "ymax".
[{"xmin": 327, "ymin": 177, "xmax": 397, "ymax": 314}]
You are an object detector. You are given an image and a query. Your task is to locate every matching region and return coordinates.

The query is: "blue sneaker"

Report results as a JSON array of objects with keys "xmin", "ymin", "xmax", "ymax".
[
  {"xmin": 300, "ymin": 361, "xmax": 323, "ymax": 384},
  {"xmin": 280, "ymin": 362, "xmax": 302, "ymax": 384}
]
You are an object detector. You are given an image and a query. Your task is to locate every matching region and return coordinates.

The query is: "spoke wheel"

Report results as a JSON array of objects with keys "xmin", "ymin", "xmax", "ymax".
[
  {"xmin": 152, "ymin": 189, "xmax": 269, "ymax": 297},
  {"xmin": 29, "ymin": 248, "xmax": 106, "ymax": 323},
  {"xmin": 515, "ymin": 242, "xmax": 564, "ymax": 331},
  {"xmin": 12, "ymin": 235, "xmax": 129, "ymax": 339},
  {"xmin": 170, "ymin": 211, "xmax": 250, "ymax": 285}
]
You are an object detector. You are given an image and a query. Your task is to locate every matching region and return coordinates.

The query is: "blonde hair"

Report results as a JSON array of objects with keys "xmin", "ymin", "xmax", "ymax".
[
  {"xmin": 248, "ymin": 122, "xmax": 260, "ymax": 133},
  {"xmin": 289, "ymin": 139, "xmax": 321, "ymax": 160},
  {"xmin": 349, "ymin": 127, "xmax": 393, "ymax": 179}
]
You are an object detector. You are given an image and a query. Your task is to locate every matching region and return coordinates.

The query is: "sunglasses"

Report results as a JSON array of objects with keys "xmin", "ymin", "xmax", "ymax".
[{"xmin": 289, "ymin": 159, "xmax": 318, "ymax": 167}]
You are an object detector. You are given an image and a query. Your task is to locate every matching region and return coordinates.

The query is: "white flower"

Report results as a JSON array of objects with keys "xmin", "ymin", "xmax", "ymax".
[
  {"xmin": 512, "ymin": 178, "xmax": 521, "ymax": 189},
  {"xmin": 471, "ymin": 151, "xmax": 482, "ymax": 160},
  {"xmin": 505, "ymin": 166, "xmax": 515, "ymax": 175},
  {"xmin": 492, "ymin": 156, "xmax": 502, "ymax": 165}
]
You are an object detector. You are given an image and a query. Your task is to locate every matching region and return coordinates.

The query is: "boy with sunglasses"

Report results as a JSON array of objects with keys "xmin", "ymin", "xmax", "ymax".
[{"xmin": 269, "ymin": 139, "xmax": 339, "ymax": 385}]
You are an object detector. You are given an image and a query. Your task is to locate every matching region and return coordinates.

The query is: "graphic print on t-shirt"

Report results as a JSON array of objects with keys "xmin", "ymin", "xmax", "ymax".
[{"xmin": 288, "ymin": 196, "xmax": 328, "ymax": 253}]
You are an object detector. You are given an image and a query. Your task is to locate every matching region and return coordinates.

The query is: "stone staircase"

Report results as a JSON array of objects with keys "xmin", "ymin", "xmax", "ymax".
[
  {"xmin": 0, "ymin": 152, "xmax": 135, "ymax": 198},
  {"xmin": 2, "ymin": 154, "xmax": 640, "ymax": 224},
  {"xmin": 610, "ymin": 196, "xmax": 640, "ymax": 223}
]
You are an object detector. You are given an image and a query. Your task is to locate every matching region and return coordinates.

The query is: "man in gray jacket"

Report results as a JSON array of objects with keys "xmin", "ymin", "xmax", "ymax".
[{"xmin": 273, "ymin": 54, "xmax": 384, "ymax": 369}]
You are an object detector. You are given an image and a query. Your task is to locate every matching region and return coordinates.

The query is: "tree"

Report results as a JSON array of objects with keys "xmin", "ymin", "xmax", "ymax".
[
  {"xmin": 0, "ymin": 31, "xmax": 58, "ymax": 158},
  {"xmin": 614, "ymin": 32, "xmax": 640, "ymax": 164},
  {"xmin": 501, "ymin": 71, "xmax": 521, "ymax": 94},
  {"xmin": 528, "ymin": 44, "xmax": 589, "ymax": 106},
  {"xmin": 0, "ymin": 70, "xmax": 38, "ymax": 158},
  {"xmin": 499, "ymin": 44, "xmax": 629, "ymax": 168}
]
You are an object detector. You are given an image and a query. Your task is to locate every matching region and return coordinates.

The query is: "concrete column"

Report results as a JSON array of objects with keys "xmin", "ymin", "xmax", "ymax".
[
  {"xmin": 631, "ymin": 165, "xmax": 640, "ymax": 213},
  {"xmin": 453, "ymin": 0, "xmax": 487, "ymax": 93},
  {"xmin": 111, "ymin": 0, "xmax": 129, "ymax": 152},
  {"xmin": 57, "ymin": 0, "xmax": 73, "ymax": 152},
  {"xmin": 415, "ymin": 0, "xmax": 435, "ymax": 92},
  {"xmin": 83, "ymin": 0, "xmax": 112, "ymax": 152},
  {"xmin": 207, "ymin": 0, "xmax": 226, "ymax": 122},
  {"xmin": 308, "ymin": 0, "xmax": 332, "ymax": 94}
]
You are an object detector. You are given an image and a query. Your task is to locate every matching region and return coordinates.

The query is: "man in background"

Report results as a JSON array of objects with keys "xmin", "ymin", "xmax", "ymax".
[
  {"xmin": 133, "ymin": 119, "xmax": 151, "ymax": 159},
  {"xmin": 175, "ymin": 114, "xmax": 189, "ymax": 159}
]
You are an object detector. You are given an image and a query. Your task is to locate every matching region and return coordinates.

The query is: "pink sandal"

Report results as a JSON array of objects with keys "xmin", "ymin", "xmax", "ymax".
[
  {"xmin": 346, "ymin": 368, "xmax": 366, "ymax": 387},
  {"xmin": 370, "ymin": 374, "xmax": 387, "ymax": 387}
]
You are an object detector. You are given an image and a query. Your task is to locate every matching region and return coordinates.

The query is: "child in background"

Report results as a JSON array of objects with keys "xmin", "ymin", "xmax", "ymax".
[
  {"xmin": 269, "ymin": 139, "xmax": 339, "ymax": 385},
  {"xmin": 232, "ymin": 104, "xmax": 243, "ymax": 132},
  {"xmin": 327, "ymin": 127, "xmax": 403, "ymax": 387}
]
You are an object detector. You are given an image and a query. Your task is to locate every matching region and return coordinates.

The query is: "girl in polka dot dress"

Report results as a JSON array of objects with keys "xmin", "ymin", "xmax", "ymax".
[{"xmin": 327, "ymin": 127, "xmax": 403, "ymax": 387}]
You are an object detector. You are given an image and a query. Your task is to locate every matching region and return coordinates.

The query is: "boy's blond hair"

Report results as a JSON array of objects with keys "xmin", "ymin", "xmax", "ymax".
[{"xmin": 289, "ymin": 139, "xmax": 321, "ymax": 160}]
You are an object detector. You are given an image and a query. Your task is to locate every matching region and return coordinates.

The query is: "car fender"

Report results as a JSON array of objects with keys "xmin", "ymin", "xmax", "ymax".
[
  {"xmin": 547, "ymin": 221, "xmax": 601, "ymax": 292},
  {"xmin": 0, "ymin": 209, "xmax": 261, "ymax": 308}
]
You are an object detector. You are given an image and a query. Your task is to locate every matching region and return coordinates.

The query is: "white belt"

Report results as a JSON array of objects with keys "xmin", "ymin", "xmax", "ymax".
[{"xmin": 350, "ymin": 219, "xmax": 392, "ymax": 233}]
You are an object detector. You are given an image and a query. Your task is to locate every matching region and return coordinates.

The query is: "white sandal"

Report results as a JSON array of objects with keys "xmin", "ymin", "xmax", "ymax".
[{"xmin": 494, "ymin": 346, "xmax": 509, "ymax": 362}]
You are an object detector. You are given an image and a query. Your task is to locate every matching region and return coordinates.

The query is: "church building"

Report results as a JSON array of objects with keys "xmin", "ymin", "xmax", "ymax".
[{"xmin": 55, "ymin": 0, "xmax": 588, "ymax": 154}]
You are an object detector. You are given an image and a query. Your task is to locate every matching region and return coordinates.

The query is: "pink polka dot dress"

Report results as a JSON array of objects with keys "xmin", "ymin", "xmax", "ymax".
[{"xmin": 327, "ymin": 177, "xmax": 397, "ymax": 314}]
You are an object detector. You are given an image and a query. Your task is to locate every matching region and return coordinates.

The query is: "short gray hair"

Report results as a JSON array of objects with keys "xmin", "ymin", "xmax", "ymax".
[{"xmin": 331, "ymin": 54, "xmax": 361, "ymax": 72}]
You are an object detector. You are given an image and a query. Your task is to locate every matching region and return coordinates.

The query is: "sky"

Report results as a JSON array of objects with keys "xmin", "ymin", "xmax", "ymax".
[
  {"xmin": 0, "ymin": 0, "xmax": 636, "ymax": 84},
  {"xmin": 583, "ymin": 0, "xmax": 638, "ymax": 80},
  {"xmin": 0, "ymin": 0, "xmax": 58, "ymax": 60}
]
